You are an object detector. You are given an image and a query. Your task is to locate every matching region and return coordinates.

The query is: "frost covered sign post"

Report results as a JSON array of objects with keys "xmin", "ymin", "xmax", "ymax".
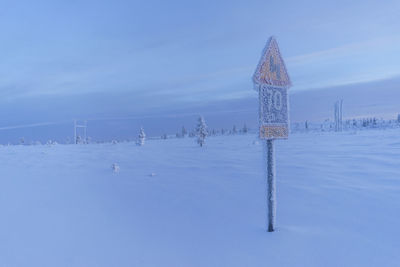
[{"xmin": 253, "ymin": 36, "xmax": 291, "ymax": 232}]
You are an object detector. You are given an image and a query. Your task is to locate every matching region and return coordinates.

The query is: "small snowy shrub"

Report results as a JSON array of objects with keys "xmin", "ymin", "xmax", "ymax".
[
  {"xmin": 46, "ymin": 140, "xmax": 55, "ymax": 146},
  {"xmin": 111, "ymin": 163, "xmax": 120, "ymax": 173}
]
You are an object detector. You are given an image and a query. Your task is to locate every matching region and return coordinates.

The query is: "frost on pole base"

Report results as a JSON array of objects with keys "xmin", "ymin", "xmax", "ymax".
[{"xmin": 265, "ymin": 139, "xmax": 276, "ymax": 232}]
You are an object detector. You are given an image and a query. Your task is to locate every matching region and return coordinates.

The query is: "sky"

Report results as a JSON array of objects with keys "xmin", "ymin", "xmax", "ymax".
[{"xmin": 0, "ymin": 0, "xmax": 399, "ymax": 141}]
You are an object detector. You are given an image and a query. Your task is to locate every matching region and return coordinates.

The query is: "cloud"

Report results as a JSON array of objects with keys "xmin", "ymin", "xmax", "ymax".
[
  {"xmin": 286, "ymin": 35, "xmax": 400, "ymax": 90},
  {"xmin": 287, "ymin": 36, "xmax": 400, "ymax": 66}
]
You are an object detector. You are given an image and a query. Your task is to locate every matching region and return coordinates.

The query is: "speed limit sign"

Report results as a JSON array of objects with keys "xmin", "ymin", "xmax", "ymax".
[{"xmin": 253, "ymin": 36, "xmax": 291, "ymax": 140}]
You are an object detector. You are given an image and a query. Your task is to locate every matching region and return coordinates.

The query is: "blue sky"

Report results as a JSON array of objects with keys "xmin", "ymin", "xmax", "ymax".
[{"xmin": 0, "ymin": 0, "xmax": 399, "ymax": 140}]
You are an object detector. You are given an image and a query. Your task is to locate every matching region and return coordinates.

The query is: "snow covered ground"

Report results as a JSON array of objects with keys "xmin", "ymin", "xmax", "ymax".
[{"xmin": 1, "ymin": 129, "xmax": 400, "ymax": 267}]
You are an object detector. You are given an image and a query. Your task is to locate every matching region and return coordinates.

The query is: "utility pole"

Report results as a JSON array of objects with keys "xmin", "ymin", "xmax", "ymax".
[{"xmin": 74, "ymin": 120, "xmax": 88, "ymax": 144}]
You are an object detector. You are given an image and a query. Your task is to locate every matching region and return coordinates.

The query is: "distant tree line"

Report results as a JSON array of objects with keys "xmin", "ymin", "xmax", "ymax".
[{"xmin": 292, "ymin": 115, "xmax": 400, "ymax": 133}]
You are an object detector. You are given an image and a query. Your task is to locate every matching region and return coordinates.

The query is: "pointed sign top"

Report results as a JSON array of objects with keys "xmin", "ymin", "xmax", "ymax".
[{"xmin": 253, "ymin": 36, "xmax": 291, "ymax": 89}]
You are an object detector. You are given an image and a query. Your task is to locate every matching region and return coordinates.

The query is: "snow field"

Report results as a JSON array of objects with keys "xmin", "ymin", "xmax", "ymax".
[{"xmin": 0, "ymin": 129, "xmax": 399, "ymax": 266}]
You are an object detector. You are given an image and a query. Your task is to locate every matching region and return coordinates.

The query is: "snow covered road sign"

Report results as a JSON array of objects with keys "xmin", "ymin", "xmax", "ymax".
[
  {"xmin": 253, "ymin": 36, "xmax": 291, "ymax": 232},
  {"xmin": 253, "ymin": 36, "xmax": 291, "ymax": 140},
  {"xmin": 253, "ymin": 36, "xmax": 291, "ymax": 88}
]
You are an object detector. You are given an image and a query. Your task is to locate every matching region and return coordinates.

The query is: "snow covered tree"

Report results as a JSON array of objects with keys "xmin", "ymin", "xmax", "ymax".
[
  {"xmin": 196, "ymin": 116, "xmax": 207, "ymax": 147},
  {"xmin": 397, "ymin": 114, "xmax": 400, "ymax": 123},
  {"xmin": 242, "ymin": 124, "xmax": 248, "ymax": 134},
  {"xmin": 182, "ymin": 126, "xmax": 187, "ymax": 137},
  {"xmin": 232, "ymin": 125, "xmax": 237, "ymax": 135},
  {"xmin": 137, "ymin": 127, "xmax": 146, "ymax": 146}
]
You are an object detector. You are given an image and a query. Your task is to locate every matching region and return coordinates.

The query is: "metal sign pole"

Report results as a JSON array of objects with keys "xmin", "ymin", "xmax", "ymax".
[{"xmin": 266, "ymin": 139, "xmax": 276, "ymax": 232}]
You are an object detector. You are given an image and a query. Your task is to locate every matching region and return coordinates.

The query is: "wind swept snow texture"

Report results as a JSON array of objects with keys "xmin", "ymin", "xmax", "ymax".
[{"xmin": 0, "ymin": 130, "xmax": 400, "ymax": 266}]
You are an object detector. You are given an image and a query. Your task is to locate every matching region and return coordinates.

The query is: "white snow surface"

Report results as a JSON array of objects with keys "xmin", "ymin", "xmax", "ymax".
[{"xmin": 1, "ymin": 129, "xmax": 400, "ymax": 266}]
